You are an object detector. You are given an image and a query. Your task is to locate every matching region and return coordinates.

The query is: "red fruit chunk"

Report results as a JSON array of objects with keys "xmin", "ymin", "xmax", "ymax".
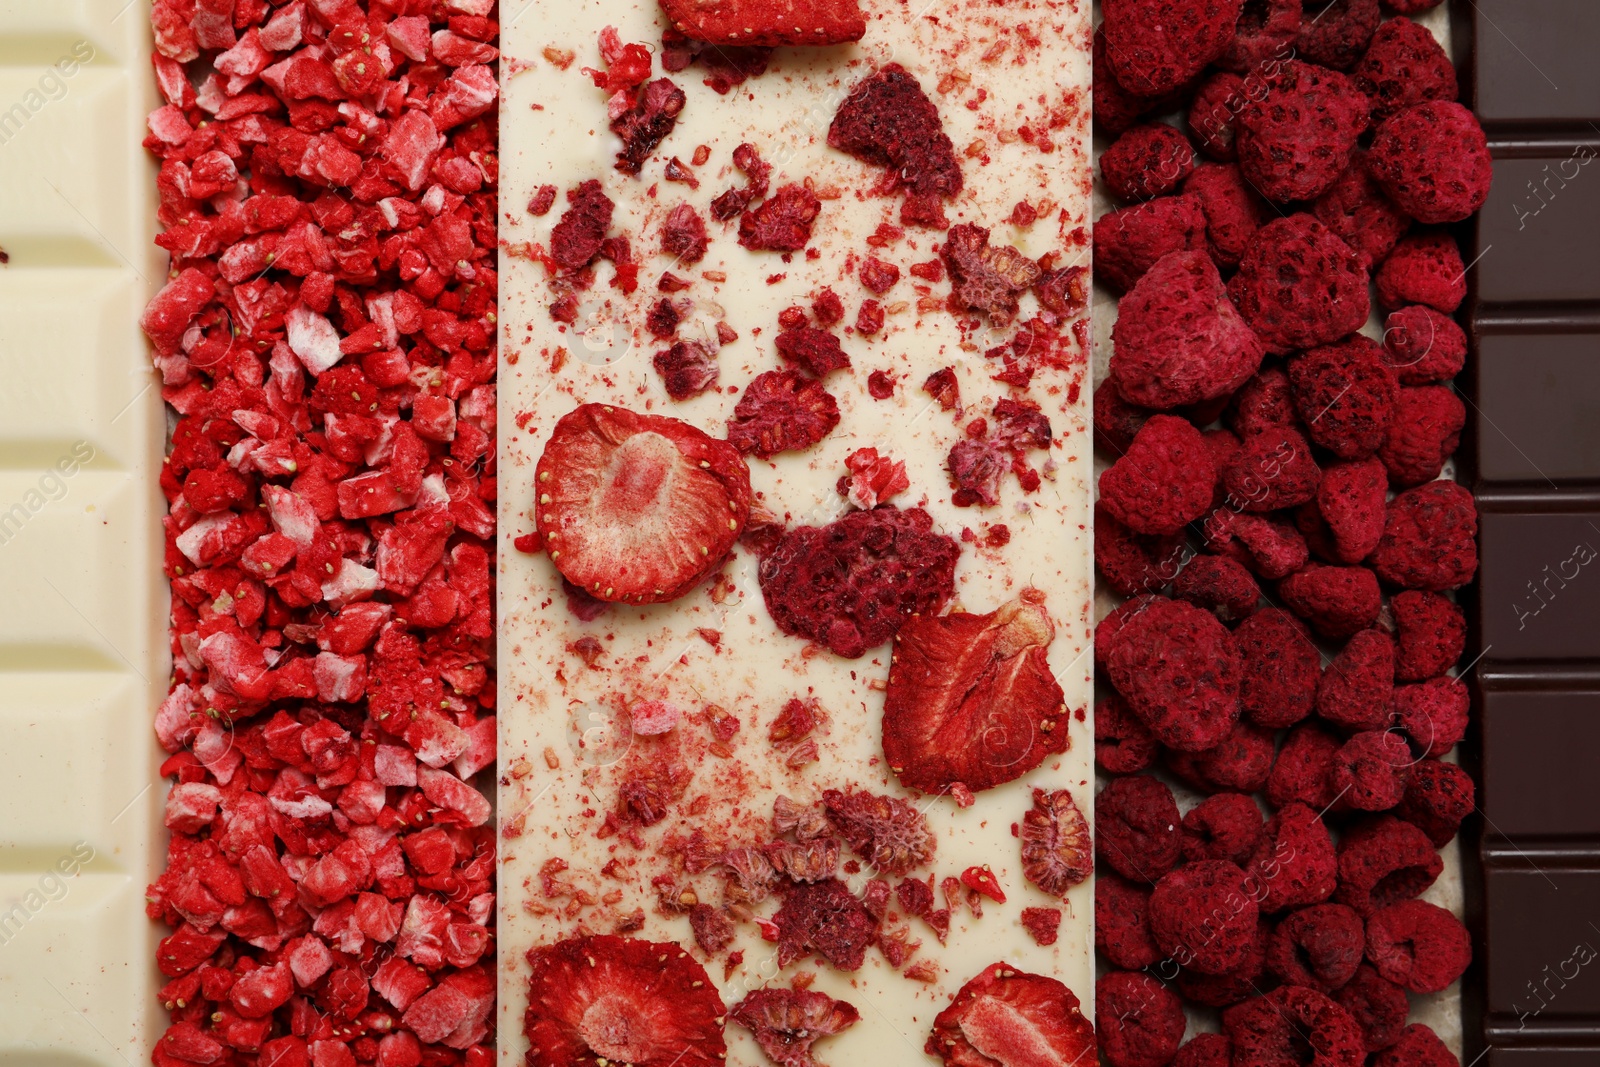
[
  {"xmin": 535, "ymin": 404, "xmax": 752, "ymax": 604},
  {"xmin": 1311, "ymin": 152, "xmax": 1413, "ymax": 271},
  {"xmin": 524, "ymin": 935, "xmax": 726, "ymax": 1066},
  {"xmin": 1096, "ymin": 971, "xmax": 1187, "ymax": 1067},
  {"xmin": 1297, "ymin": 0, "xmax": 1381, "ymax": 71},
  {"xmin": 1267, "ymin": 721, "xmax": 1343, "ymax": 811},
  {"xmin": 1100, "ymin": 415, "xmax": 1217, "ymax": 537},
  {"xmin": 1386, "ymin": 0, "xmax": 1445, "ymax": 12},
  {"xmin": 1375, "ymin": 1024, "xmax": 1457, "ymax": 1067},
  {"xmin": 660, "ymin": 0, "xmax": 865, "ymax": 47},
  {"xmin": 142, "ymin": 268, "xmax": 215, "ymax": 356},
  {"xmin": 1173, "ymin": 1034, "xmax": 1234, "ymax": 1067},
  {"xmin": 550, "ymin": 179, "xmax": 615, "ymax": 271},
  {"xmin": 1336, "ymin": 963, "xmax": 1411, "ymax": 1052},
  {"xmin": 1094, "ymin": 193, "xmax": 1209, "ymax": 292},
  {"xmin": 1382, "ymin": 385, "xmax": 1465, "ymax": 488},
  {"xmin": 1220, "ymin": 0, "xmax": 1300, "ymax": 73},
  {"xmin": 828, "ymin": 64, "xmax": 962, "ymax": 226},
  {"xmin": 1330, "ymin": 730, "xmax": 1413, "ymax": 811},
  {"xmin": 1236, "ymin": 61, "xmax": 1370, "ymax": 202},
  {"xmin": 662, "ymin": 202, "xmax": 709, "ymax": 264},
  {"xmin": 1167, "ymin": 721, "xmax": 1275, "ymax": 794},
  {"xmin": 1183, "ymin": 792, "xmax": 1265, "ymax": 866},
  {"xmin": 1020, "ymin": 907, "xmax": 1061, "ymax": 946},
  {"xmin": 1376, "ymin": 232, "xmax": 1467, "ymax": 314},
  {"xmin": 1096, "ymin": 504, "xmax": 1185, "ymax": 598},
  {"xmin": 1313, "ymin": 457, "xmax": 1389, "ymax": 563},
  {"xmin": 1290, "ymin": 336, "xmax": 1398, "ymax": 461},
  {"xmin": 1150, "ymin": 860, "xmax": 1259, "ymax": 974},
  {"xmin": 1020, "ymin": 787, "xmax": 1093, "ymax": 896},
  {"xmin": 927, "ymin": 963, "xmax": 1096, "ymax": 1067},
  {"xmin": 1222, "ymin": 985, "xmax": 1365, "ymax": 1067},
  {"xmin": 821, "ymin": 788, "xmax": 935, "ymax": 876},
  {"xmin": 1188, "ymin": 72, "xmax": 1246, "ymax": 161},
  {"xmin": 1366, "ymin": 899, "xmax": 1471, "ymax": 993},
  {"xmin": 1316, "ymin": 628, "xmax": 1396, "ymax": 732},
  {"xmin": 1174, "ymin": 554, "xmax": 1260, "ymax": 621},
  {"xmin": 652, "ymin": 340, "xmax": 719, "ymax": 400},
  {"xmin": 1173, "ymin": 919, "xmax": 1271, "ymax": 1008},
  {"xmin": 730, "ymin": 988, "xmax": 860, "ymax": 1067},
  {"xmin": 1280, "ymin": 563, "xmax": 1382, "ymax": 640},
  {"xmin": 1396, "ymin": 757, "xmax": 1475, "ymax": 847},
  {"xmin": 1222, "ymin": 427, "xmax": 1321, "ymax": 513},
  {"xmin": 1100, "ymin": 123, "xmax": 1197, "ymax": 201},
  {"xmin": 882, "ymin": 591, "xmax": 1068, "ymax": 793},
  {"xmin": 859, "ymin": 256, "xmax": 900, "ymax": 294},
  {"xmin": 1230, "ymin": 215, "xmax": 1370, "ymax": 354},
  {"xmin": 1368, "ymin": 101, "xmax": 1493, "ymax": 224},
  {"xmin": 1337, "ymin": 814, "xmax": 1443, "ymax": 916},
  {"xmin": 774, "ymin": 878, "xmax": 880, "ymax": 971},
  {"xmin": 1392, "ymin": 590, "xmax": 1466, "ymax": 682},
  {"xmin": 942, "ymin": 223, "xmax": 1041, "ymax": 323},
  {"xmin": 1107, "ymin": 597, "xmax": 1243, "ymax": 752},
  {"xmin": 1111, "ymin": 251, "xmax": 1264, "ymax": 410},
  {"xmin": 1354, "ymin": 17, "xmax": 1458, "ymax": 121},
  {"xmin": 1101, "ymin": 0, "xmax": 1243, "ymax": 97},
  {"xmin": 1370, "ymin": 480, "xmax": 1478, "ymax": 592},
  {"xmin": 611, "ymin": 78, "xmax": 687, "ymax": 176},
  {"xmin": 1097, "ymin": 872, "xmax": 1162, "ymax": 969},
  {"xmin": 1183, "ymin": 162, "xmax": 1272, "ymax": 269},
  {"xmin": 775, "ymin": 326, "xmax": 850, "ymax": 377},
  {"xmin": 1383, "ymin": 305, "xmax": 1467, "ymax": 385},
  {"xmin": 728, "ymin": 369, "xmax": 841, "ymax": 457},
  {"xmin": 960, "ymin": 865, "xmax": 1006, "ymax": 903},
  {"xmin": 1097, "ymin": 691, "xmax": 1161, "ymax": 774},
  {"xmin": 739, "ymin": 183, "xmax": 822, "ymax": 252},
  {"xmin": 1226, "ymin": 366, "xmax": 1297, "ymax": 439},
  {"xmin": 1249, "ymin": 802, "xmax": 1338, "ymax": 913},
  {"xmin": 1235, "ymin": 607, "xmax": 1320, "ymax": 728},
  {"xmin": 1096, "ymin": 774, "xmax": 1183, "ymax": 884}
]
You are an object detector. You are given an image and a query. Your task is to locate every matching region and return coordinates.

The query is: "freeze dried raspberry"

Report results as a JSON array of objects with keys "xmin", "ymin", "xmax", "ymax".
[
  {"xmin": 1392, "ymin": 591, "xmax": 1466, "ymax": 682},
  {"xmin": 1330, "ymin": 730, "xmax": 1412, "ymax": 811},
  {"xmin": 1266, "ymin": 720, "xmax": 1343, "ymax": 810},
  {"xmin": 1289, "ymin": 336, "xmax": 1399, "ymax": 460},
  {"xmin": 1183, "ymin": 162, "xmax": 1272, "ymax": 269},
  {"xmin": 1100, "ymin": 123, "xmax": 1197, "ymax": 201},
  {"xmin": 1297, "ymin": 0, "xmax": 1381, "ymax": 70},
  {"xmin": 774, "ymin": 878, "xmax": 880, "ymax": 971},
  {"xmin": 1369, "ymin": 101, "xmax": 1492, "ymax": 224},
  {"xmin": 1222, "ymin": 985, "xmax": 1365, "ymax": 1067},
  {"xmin": 1226, "ymin": 367, "xmax": 1297, "ymax": 439},
  {"xmin": 1094, "ymin": 29, "xmax": 1158, "ymax": 135},
  {"xmin": 1336, "ymin": 814, "xmax": 1443, "ymax": 918},
  {"xmin": 1366, "ymin": 899, "xmax": 1470, "ymax": 993},
  {"xmin": 1188, "ymin": 73, "xmax": 1246, "ymax": 161},
  {"xmin": 927, "ymin": 963, "xmax": 1096, "ymax": 1067},
  {"xmin": 883, "ymin": 591, "xmax": 1068, "ymax": 793},
  {"xmin": 1382, "ymin": 385, "xmax": 1465, "ymax": 488},
  {"xmin": 1375, "ymin": 232, "xmax": 1467, "ymax": 313},
  {"xmin": 1096, "ymin": 594, "xmax": 1159, "ymax": 673},
  {"xmin": 828, "ymin": 65, "xmax": 962, "ymax": 225},
  {"xmin": 1095, "ymin": 380, "xmax": 1152, "ymax": 455},
  {"xmin": 1312, "ymin": 457, "xmax": 1388, "ymax": 563},
  {"xmin": 1097, "ymin": 872, "xmax": 1161, "ymax": 969},
  {"xmin": 859, "ymin": 256, "xmax": 900, "ymax": 295},
  {"xmin": 661, "ymin": 202, "xmax": 709, "ymax": 263},
  {"xmin": 1221, "ymin": 0, "xmax": 1300, "ymax": 71},
  {"xmin": 1094, "ymin": 194, "xmax": 1209, "ymax": 292},
  {"xmin": 1173, "ymin": 554, "xmax": 1260, "ymax": 621},
  {"xmin": 1383, "ymin": 305, "xmax": 1467, "ymax": 386},
  {"xmin": 653, "ymin": 340, "xmax": 719, "ymax": 399},
  {"xmin": 1173, "ymin": 1034, "xmax": 1234, "ymax": 1067},
  {"xmin": 1370, "ymin": 480, "xmax": 1478, "ymax": 592},
  {"xmin": 1316, "ymin": 628, "xmax": 1396, "ymax": 732},
  {"xmin": 1334, "ymin": 964, "xmax": 1410, "ymax": 1052},
  {"xmin": 760, "ymin": 505, "xmax": 957, "ymax": 659},
  {"xmin": 1020, "ymin": 787, "xmax": 1093, "ymax": 896},
  {"xmin": 821, "ymin": 788, "xmax": 934, "ymax": 876},
  {"xmin": 1183, "ymin": 792, "xmax": 1265, "ymax": 866},
  {"xmin": 1108, "ymin": 597, "xmax": 1243, "ymax": 752},
  {"xmin": 1173, "ymin": 918, "xmax": 1271, "ymax": 1008},
  {"xmin": 1234, "ymin": 607, "xmax": 1320, "ymax": 728},
  {"xmin": 1101, "ymin": 0, "xmax": 1243, "ymax": 97},
  {"xmin": 1250, "ymin": 802, "xmax": 1338, "ymax": 913},
  {"xmin": 1096, "ymin": 971, "xmax": 1187, "ymax": 1067},
  {"xmin": 1236, "ymin": 61, "xmax": 1370, "ymax": 202},
  {"xmin": 942, "ymin": 224, "xmax": 1041, "ymax": 323},
  {"xmin": 1020, "ymin": 907, "xmax": 1061, "ymax": 946},
  {"xmin": 660, "ymin": 0, "xmax": 865, "ymax": 46},
  {"xmin": 1204, "ymin": 427, "xmax": 1243, "ymax": 493},
  {"xmin": 1311, "ymin": 152, "xmax": 1413, "ymax": 271},
  {"xmin": 689, "ymin": 903, "xmax": 735, "ymax": 955},
  {"xmin": 1374, "ymin": 1024, "xmax": 1457, "ymax": 1067},
  {"xmin": 1280, "ymin": 564, "xmax": 1382, "ymax": 640},
  {"xmin": 739, "ymin": 184, "xmax": 822, "ymax": 252},
  {"xmin": 1096, "ymin": 774, "xmax": 1183, "ymax": 884},
  {"xmin": 1355, "ymin": 17, "xmax": 1458, "ymax": 122},
  {"xmin": 524, "ymin": 935, "xmax": 726, "ymax": 1066},
  {"xmin": 728, "ymin": 369, "xmax": 841, "ymax": 458},
  {"xmin": 1167, "ymin": 721, "xmax": 1275, "ymax": 794},
  {"xmin": 1096, "ymin": 504, "xmax": 1185, "ymax": 598},
  {"xmin": 1150, "ymin": 860, "xmax": 1258, "ymax": 974},
  {"xmin": 142, "ymin": 268, "xmax": 215, "ymax": 356},
  {"xmin": 611, "ymin": 78, "xmax": 687, "ymax": 175},
  {"xmin": 1222, "ymin": 427, "xmax": 1321, "ymax": 513},
  {"xmin": 1267, "ymin": 902, "xmax": 1365, "ymax": 992},
  {"xmin": 1099, "ymin": 414, "xmax": 1218, "ymax": 537},
  {"xmin": 1097, "ymin": 691, "xmax": 1161, "ymax": 774},
  {"xmin": 1395, "ymin": 758, "xmax": 1475, "ymax": 847},
  {"xmin": 775, "ymin": 326, "xmax": 850, "ymax": 377},
  {"xmin": 1230, "ymin": 216, "xmax": 1370, "ymax": 354},
  {"xmin": 1112, "ymin": 251, "xmax": 1264, "ymax": 410},
  {"xmin": 550, "ymin": 179, "xmax": 615, "ymax": 271},
  {"xmin": 731, "ymin": 988, "xmax": 860, "ymax": 1067}
]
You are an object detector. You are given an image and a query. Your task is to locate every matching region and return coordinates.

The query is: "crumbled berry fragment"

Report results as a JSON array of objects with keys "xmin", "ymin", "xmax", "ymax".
[
  {"xmin": 730, "ymin": 988, "xmax": 861, "ymax": 1067},
  {"xmin": 926, "ymin": 963, "xmax": 1096, "ymax": 1067},
  {"xmin": 727, "ymin": 369, "xmax": 841, "ymax": 458}
]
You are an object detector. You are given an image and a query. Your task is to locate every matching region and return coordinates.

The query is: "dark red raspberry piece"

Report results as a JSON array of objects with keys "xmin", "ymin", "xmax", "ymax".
[
  {"xmin": 1100, "ymin": 415, "xmax": 1218, "ymax": 537},
  {"xmin": 1150, "ymin": 860, "xmax": 1259, "ymax": 974},
  {"xmin": 1095, "ymin": 379, "xmax": 1152, "ymax": 455},
  {"xmin": 1227, "ymin": 366, "xmax": 1298, "ymax": 439},
  {"xmin": 1097, "ymin": 971, "xmax": 1187, "ymax": 1067},
  {"xmin": 775, "ymin": 326, "xmax": 850, "ymax": 377},
  {"xmin": 1394, "ymin": 758, "xmax": 1475, "ymax": 847},
  {"xmin": 550, "ymin": 179, "xmax": 615, "ymax": 271},
  {"xmin": 1020, "ymin": 906, "xmax": 1061, "ymax": 946},
  {"xmin": 1374, "ymin": 1024, "xmax": 1456, "ymax": 1067},
  {"xmin": 773, "ymin": 878, "xmax": 880, "ymax": 971},
  {"xmin": 1188, "ymin": 72, "xmax": 1246, "ymax": 161},
  {"xmin": 827, "ymin": 64, "xmax": 962, "ymax": 226},
  {"xmin": 1111, "ymin": 251, "xmax": 1264, "ymax": 409},
  {"xmin": 1183, "ymin": 162, "xmax": 1272, "ymax": 269},
  {"xmin": 1095, "ymin": 194, "xmax": 1209, "ymax": 292},
  {"xmin": 1173, "ymin": 1034, "xmax": 1234, "ymax": 1067},
  {"xmin": 1336, "ymin": 963, "xmax": 1411, "ymax": 1052},
  {"xmin": 1249, "ymin": 802, "xmax": 1338, "ymax": 913},
  {"xmin": 1376, "ymin": 232, "xmax": 1467, "ymax": 314},
  {"xmin": 1383, "ymin": 305, "xmax": 1467, "ymax": 385},
  {"xmin": 1167, "ymin": 721, "xmax": 1275, "ymax": 794},
  {"xmin": 1289, "ymin": 335, "xmax": 1398, "ymax": 460},
  {"xmin": 1234, "ymin": 607, "xmax": 1320, "ymax": 728},
  {"xmin": 1020, "ymin": 787, "xmax": 1093, "ymax": 895},
  {"xmin": 1354, "ymin": 17, "xmax": 1459, "ymax": 121},
  {"xmin": 1211, "ymin": 512, "xmax": 1311, "ymax": 579},
  {"xmin": 1096, "ymin": 774, "xmax": 1183, "ymax": 884},
  {"xmin": 1183, "ymin": 791, "xmax": 1266, "ymax": 866},
  {"xmin": 661, "ymin": 202, "xmax": 709, "ymax": 263},
  {"xmin": 1311, "ymin": 152, "xmax": 1414, "ymax": 271},
  {"xmin": 1336, "ymin": 814, "xmax": 1443, "ymax": 916},
  {"xmin": 927, "ymin": 964, "xmax": 1096, "ymax": 1067},
  {"xmin": 727, "ymin": 369, "xmax": 840, "ymax": 457},
  {"xmin": 1316, "ymin": 627, "xmax": 1396, "ymax": 732},
  {"xmin": 1107, "ymin": 597, "xmax": 1243, "ymax": 752},
  {"xmin": 1095, "ymin": 29, "xmax": 1164, "ymax": 136},
  {"xmin": 1267, "ymin": 902, "xmax": 1366, "ymax": 992},
  {"xmin": 611, "ymin": 78, "xmax": 687, "ymax": 176},
  {"xmin": 1096, "ymin": 504, "xmax": 1186, "ymax": 598},
  {"xmin": 1204, "ymin": 428, "xmax": 1244, "ymax": 498},
  {"xmin": 1329, "ymin": 730, "xmax": 1413, "ymax": 811},
  {"xmin": 1097, "ymin": 691, "xmax": 1161, "ymax": 774},
  {"xmin": 1385, "ymin": 0, "xmax": 1446, "ymax": 12},
  {"xmin": 1369, "ymin": 101, "xmax": 1492, "ymax": 224},
  {"xmin": 1220, "ymin": 0, "xmax": 1300, "ymax": 73},
  {"xmin": 1296, "ymin": 0, "xmax": 1381, "ymax": 71},
  {"xmin": 1174, "ymin": 919, "xmax": 1273, "ymax": 1008},
  {"xmin": 740, "ymin": 183, "xmax": 823, "ymax": 252},
  {"xmin": 1366, "ymin": 899, "xmax": 1471, "ymax": 993},
  {"xmin": 942, "ymin": 223, "xmax": 1041, "ymax": 323},
  {"xmin": 1097, "ymin": 871, "xmax": 1162, "ymax": 969},
  {"xmin": 1101, "ymin": 0, "xmax": 1243, "ymax": 97},
  {"xmin": 1279, "ymin": 564, "xmax": 1382, "ymax": 640},
  {"xmin": 1370, "ymin": 480, "xmax": 1478, "ymax": 592},
  {"xmin": 1100, "ymin": 123, "xmax": 1197, "ymax": 201},
  {"xmin": 1266, "ymin": 720, "xmax": 1344, "ymax": 810},
  {"xmin": 730, "ymin": 988, "xmax": 860, "ymax": 1067},
  {"xmin": 1381, "ymin": 385, "xmax": 1465, "ymax": 488},
  {"xmin": 1173, "ymin": 554, "xmax": 1261, "ymax": 621},
  {"xmin": 821, "ymin": 788, "xmax": 935, "ymax": 876},
  {"xmin": 652, "ymin": 340, "xmax": 719, "ymax": 400},
  {"xmin": 1222, "ymin": 985, "xmax": 1365, "ymax": 1067},
  {"xmin": 1222, "ymin": 427, "xmax": 1322, "ymax": 513},
  {"xmin": 1310, "ymin": 457, "xmax": 1388, "ymax": 563},
  {"xmin": 1235, "ymin": 60, "xmax": 1370, "ymax": 202},
  {"xmin": 1391, "ymin": 590, "xmax": 1466, "ymax": 682},
  {"xmin": 1230, "ymin": 215, "xmax": 1370, "ymax": 353},
  {"xmin": 1096, "ymin": 594, "xmax": 1160, "ymax": 673}
]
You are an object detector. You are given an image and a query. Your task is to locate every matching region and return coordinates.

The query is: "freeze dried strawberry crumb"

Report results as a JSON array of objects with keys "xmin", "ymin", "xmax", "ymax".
[
  {"xmin": 839, "ymin": 447, "xmax": 909, "ymax": 510},
  {"xmin": 727, "ymin": 370, "xmax": 841, "ymax": 458},
  {"xmin": 855, "ymin": 299, "xmax": 885, "ymax": 334},
  {"xmin": 1020, "ymin": 787, "xmax": 1092, "ymax": 896},
  {"xmin": 960, "ymin": 865, "xmax": 1006, "ymax": 903},
  {"xmin": 942, "ymin": 223, "xmax": 1041, "ymax": 323},
  {"xmin": 811, "ymin": 288, "xmax": 845, "ymax": 325},
  {"xmin": 551, "ymin": 179, "xmax": 615, "ymax": 271},
  {"xmin": 923, "ymin": 367, "xmax": 959, "ymax": 411},
  {"xmin": 829, "ymin": 64, "xmax": 962, "ymax": 227},
  {"xmin": 775, "ymin": 326, "xmax": 850, "ymax": 376},
  {"xmin": 739, "ymin": 183, "xmax": 822, "ymax": 252},
  {"xmin": 661, "ymin": 202, "xmax": 709, "ymax": 263},
  {"xmin": 653, "ymin": 340, "xmax": 719, "ymax": 400},
  {"xmin": 731, "ymin": 988, "xmax": 860, "ymax": 1067},
  {"xmin": 528, "ymin": 185, "xmax": 558, "ymax": 215},
  {"xmin": 927, "ymin": 964, "xmax": 1096, "ymax": 1067},
  {"xmin": 1020, "ymin": 907, "xmax": 1061, "ymax": 946},
  {"xmin": 860, "ymin": 256, "xmax": 900, "ymax": 294},
  {"xmin": 866, "ymin": 370, "xmax": 896, "ymax": 399}
]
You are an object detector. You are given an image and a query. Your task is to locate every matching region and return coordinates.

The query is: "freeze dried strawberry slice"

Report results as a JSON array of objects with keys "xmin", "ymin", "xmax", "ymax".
[
  {"xmin": 822, "ymin": 787, "xmax": 935, "ymax": 876},
  {"xmin": 524, "ymin": 934, "xmax": 727, "ymax": 1067},
  {"xmin": 882, "ymin": 590, "xmax": 1069, "ymax": 794},
  {"xmin": 1020, "ymin": 787, "xmax": 1093, "ymax": 897},
  {"xmin": 926, "ymin": 962, "xmax": 1097, "ymax": 1067},
  {"xmin": 659, "ymin": 0, "xmax": 866, "ymax": 47},
  {"xmin": 535, "ymin": 404, "xmax": 752, "ymax": 603},
  {"xmin": 727, "ymin": 369, "xmax": 841, "ymax": 458},
  {"xmin": 731, "ymin": 988, "xmax": 861, "ymax": 1067}
]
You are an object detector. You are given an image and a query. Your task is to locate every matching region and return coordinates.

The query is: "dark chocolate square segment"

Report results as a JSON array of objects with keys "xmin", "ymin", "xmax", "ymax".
[
  {"xmin": 1475, "ymin": 0, "xmax": 1600, "ymax": 128},
  {"xmin": 1482, "ymin": 688, "xmax": 1600, "ymax": 839},
  {"xmin": 1478, "ymin": 510, "xmax": 1600, "ymax": 660},
  {"xmin": 1476, "ymin": 333, "xmax": 1600, "ymax": 485},
  {"xmin": 1476, "ymin": 155, "xmax": 1600, "ymax": 306},
  {"xmin": 1485, "ymin": 866, "xmax": 1600, "ymax": 1021}
]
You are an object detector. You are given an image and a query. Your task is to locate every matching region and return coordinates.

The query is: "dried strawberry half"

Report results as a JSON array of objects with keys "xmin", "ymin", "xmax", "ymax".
[
  {"xmin": 535, "ymin": 404, "xmax": 752, "ymax": 603},
  {"xmin": 659, "ymin": 0, "xmax": 866, "ymax": 47},
  {"xmin": 926, "ymin": 962, "xmax": 1097, "ymax": 1067},
  {"xmin": 1020, "ymin": 787, "xmax": 1093, "ymax": 897},
  {"xmin": 883, "ymin": 590, "xmax": 1070, "ymax": 795},
  {"xmin": 524, "ymin": 934, "xmax": 727, "ymax": 1066},
  {"xmin": 731, "ymin": 988, "xmax": 861, "ymax": 1067}
]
